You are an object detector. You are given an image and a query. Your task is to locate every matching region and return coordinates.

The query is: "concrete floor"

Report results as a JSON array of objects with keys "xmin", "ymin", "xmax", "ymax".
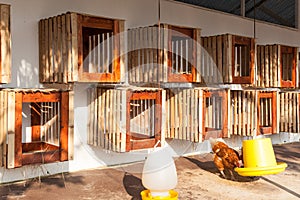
[{"xmin": 0, "ymin": 142, "xmax": 299, "ymax": 200}]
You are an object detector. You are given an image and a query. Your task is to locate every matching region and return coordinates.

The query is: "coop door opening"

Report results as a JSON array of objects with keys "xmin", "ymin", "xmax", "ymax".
[
  {"xmin": 79, "ymin": 15, "xmax": 121, "ymax": 82},
  {"xmin": 127, "ymin": 91, "xmax": 161, "ymax": 151},
  {"xmin": 232, "ymin": 36, "xmax": 254, "ymax": 84},
  {"xmin": 168, "ymin": 26, "xmax": 194, "ymax": 82},
  {"xmin": 280, "ymin": 46, "xmax": 296, "ymax": 87},
  {"xmin": 258, "ymin": 92, "xmax": 277, "ymax": 135},
  {"xmin": 83, "ymin": 27, "xmax": 114, "ymax": 74},
  {"xmin": 13, "ymin": 91, "xmax": 69, "ymax": 168},
  {"xmin": 203, "ymin": 90, "xmax": 228, "ymax": 140}
]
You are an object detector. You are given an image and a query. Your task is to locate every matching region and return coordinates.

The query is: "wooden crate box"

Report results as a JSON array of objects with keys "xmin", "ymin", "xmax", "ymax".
[
  {"xmin": 279, "ymin": 92, "xmax": 300, "ymax": 133},
  {"xmin": 39, "ymin": 12, "xmax": 125, "ymax": 83},
  {"xmin": 88, "ymin": 87, "xmax": 163, "ymax": 152},
  {"xmin": 128, "ymin": 24, "xmax": 201, "ymax": 84},
  {"xmin": 0, "ymin": 4, "xmax": 11, "ymax": 84},
  {"xmin": 256, "ymin": 44, "xmax": 298, "ymax": 88},
  {"xmin": 0, "ymin": 89, "xmax": 74, "ymax": 169},
  {"xmin": 230, "ymin": 90, "xmax": 257, "ymax": 136},
  {"xmin": 201, "ymin": 34, "xmax": 255, "ymax": 84}
]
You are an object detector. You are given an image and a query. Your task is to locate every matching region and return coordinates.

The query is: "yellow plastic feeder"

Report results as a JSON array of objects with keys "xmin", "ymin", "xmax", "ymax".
[
  {"xmin": 141, "ymin": 190, "xmax": 178, "ymax": 200},
  {"xmin": 235, "ymin": 138, "xmax": 287, "ymax": 176}
]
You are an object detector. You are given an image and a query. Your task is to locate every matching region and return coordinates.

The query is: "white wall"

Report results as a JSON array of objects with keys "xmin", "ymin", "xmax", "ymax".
[{"xmin": 1, "ymin": 0, "xmax": 300, "ymax": 183}]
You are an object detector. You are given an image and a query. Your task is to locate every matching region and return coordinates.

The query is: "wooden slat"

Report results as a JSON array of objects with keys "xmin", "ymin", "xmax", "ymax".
[
  {"xmin": 0, "ymin": 4, "xmax": 11, "ymax": 83},
  {"xmin": 61, "ymin": 14, "xmax": 68, "ymax": 83},
  {"xmin": 7, "ymin": 92, "xmax": 15, "ymax": 168},
  {"xmin": 70, "ymin": 13, "xmax": 78, "ymax": 81},
  {"xmin": 60, "ymin": 92, "xmax": 69, "ymax": 161},
  {"xmin": 162, "ymin": 24, "xmax": 168, "ymax": 82},
  {"xmin": 14, "ymin": 92, "xmax": 22, "ymax": 168},
  {"xmin": 68, "ymin": 90, "xmax": 74, "ymax": 160},
  {"xmin": 265, "ymin": 46, "xmax": 269, "ymax": 87},
  {"xmin": 48, "ymin": 17, "xmax": 54, "ymax": 82}
]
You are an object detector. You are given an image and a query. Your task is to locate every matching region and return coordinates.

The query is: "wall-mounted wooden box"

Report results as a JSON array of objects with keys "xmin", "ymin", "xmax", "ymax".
[
  {"xmin": 201, "ymin": 34, "xmax": 255, "ymax": 84},
  {"xmin": 0, "ymin": 4, "xmax": 11, "ymax": 84},
  {"xmin": 0, "ymin": 89, "xmax": 74, "ymax": 169},
  {"xmin": 128, "ymin": 24, "xmax": 201, "ymax": 85},
  {"xmin": 256, "ymin": 44, "xmax": 298, "ymax": 88},
  {"xmin": 87, "ymin": 86, "xmax": 163, "ymax": 152},
  {"xmin": 39, "ymin": 12, "xmax": 125, "ymax": 83}
]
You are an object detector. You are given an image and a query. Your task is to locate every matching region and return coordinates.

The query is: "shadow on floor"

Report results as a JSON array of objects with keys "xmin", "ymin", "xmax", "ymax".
[
  {"xmin": 183, "ymin": 156, "xmax": 259, "ymax": 182},
  {"xmin": 123, "ymin": 172, "xmax": 146, "ymax": 200}
]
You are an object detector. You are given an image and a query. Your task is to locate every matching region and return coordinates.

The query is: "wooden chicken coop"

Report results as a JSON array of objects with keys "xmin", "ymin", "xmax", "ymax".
[
  {"xmin": 87, "ymin": 86, "xmax": 163, "ymax": 152},
  {"xmin": 0, "ymin": 4, "xmax": 11, "ymax": 84},
  {"xmin": 128, "ymin": 24, "xmax": 201, "ymax": 84},
  {"xmin": 0, "ymin": 89, "xmax": 74, "ymax": 169},
  {"xmin": 39, "ymin": 12, "xmax": 125, "ymax": 83},
  {"xmin": 201, "ymin": 34, "xmax": 255, "ymax": 84},
  {"xmin": 256, "ymin": 44, "xmax": 298, "ymax": 88}
]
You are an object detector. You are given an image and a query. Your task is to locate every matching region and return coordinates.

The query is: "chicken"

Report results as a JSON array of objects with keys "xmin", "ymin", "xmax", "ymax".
[{"xmin": 210, "ymin": 138, "xmax": 243, "ymax": 180}]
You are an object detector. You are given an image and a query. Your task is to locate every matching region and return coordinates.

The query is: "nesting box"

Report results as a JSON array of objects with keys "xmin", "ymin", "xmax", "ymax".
[
  {"xmin": 256, "ymin": 44, "xmax": 298, "ymax": 88},
  {"xmin": 87, "ymin": 86, "xmax": 163, "ymax": 152},
  {"xmin": 0, "ymin": 4, "xmax": 11, "ymax": 84},
  {"xmin": 128, "ymin": 24, "xmax": 201, "ymax": 85},
  {"xmin": 0, "ymin": 89, "xmax": 74, "ymax": 169},
  {"xmin": 201, "ymin": 34, "xmax": 255, "ymax": 84},
  {"xmin": 39, "ymin": 12, "xmax": 125, "ymax": 83}
]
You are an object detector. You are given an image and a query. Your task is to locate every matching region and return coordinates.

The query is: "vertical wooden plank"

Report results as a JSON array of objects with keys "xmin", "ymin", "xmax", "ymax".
[
  {"xmin": 260, "ymin": 46, "xmax": 265, "ymax": 87},
  {"xmin": 61, "ymin": 14, "xmax": 68, "ymax": 83},
  {"xmin": 217, "ymin": 35, "xmax": 222, "ymax": 83},
  {"xmin": 272, "ymin": 45, "xmax": 278, "ymax": 87},
  {"xmin": 66, "ymin": 13, "xmax": 72, "ymax": 82},
  {"xmin": 68, "ymin": 90, "xmax": 74, "ymax": 160},
  {"xmin": 161, "ymin": 89, "xmax": 166, "ymax": 145},
  {"xmin": 269, "ymin": 46, "xmax": 273, "ymax": 87},
  {"xmin": 56, "ymin": 15, "xmax": 63, "ymax": 82},
  {"xmin": 194, "ymin": 89, "xmax": 199, "ymax": 142},
  {"xmin": 242, "ymin": 91, "xmax": 246, "ymax": 136},
  {"xmin": 0, "ymin": 91, "xmax": 4, "ymax": 166},
  {"xmin": 174, "ymin": 89, "xmax": 179, "ymax": 139},
  {"xmin": 223, "ymin": 35, "xmax": 229, "ymax": 82},
  {"xmin": 256, "ymin": 46, "xmax": 261, "ymax": 86},
  {"xmin": 212, "ymin": 36, "xmax": 217, "ymax": 82},
  {"xmin": 60, "ymin": 91, "xmax": 69, "ymax": 161},
  {"xmin": 39, "ymin": 19, "xmax": 45, "ymax": 82},
  {"xmin": 279, "ymin": 93, "xmax": 284, "ymax": 132},
  {"xmin": 48, "ymin": 17, "xmax": 54, "ymax": 82},
  {"xmin": 277, "ymin": 45, "xmax": 281, "ymax": 87},
  {"xmin": 265, "ymin": 46, "xmax": 269, "ymax": 87},
  {"xmin": 284, "ymin": 92, "xmax": 288, "ymax": 132},
  {"xmin": 170, "ymin": 90, "xmax": 175, "ymax": 138},
  {"xmin": 227, "ymin": 34, "xmax": 233, "ymax": 83},
  {"xmin": 186, "ymin": 89, "xmax": 191, "ymax": 141},
  {"xmin": 190, "ymin": 89, "xmax": 195, "ymax": 141},
  {"xmin": 100, "ymin": 89, "xmax": 106, "ymax": 148},
  {"xmin": 247, "ymin": 91, "xmax": 251, "ymax": 136},
  {"xmin": 0, "ymin": 4, "xmax": 11, "ymax": 83},
  {"xmin": 288, "ymin": 92, "xmax": 293, "ymax": 132},
  {"xmin": 195, "ymin": 29, "xmax": 201, "ymax": 83},
  {"xmin": 162, "ymin": 24, "xmax": 169, "ymax": 82},
  {"xmin": 238, "ymin": 91, "xmax": 242, "ymax": 135},
  {"xmin": 233, "ymin": 91, "xmax": 238, "ymax": 135},
  {"xmin": 70, "ymin": 13, "xmax": 78, "ymax": 81},
  {"xmin": 115, "ymin": 90, "xmax": 121, "ymax": 152},
  {"xmin": 178, "ymin": 90, "xmax": 183, "ymax": 140},
  {"xmin": 14, "ymin": 92, "xmax": 22, "ymax": 168},
  {"xmin": 7, "ymin": 91, "xmax": 15, "ymax": 168},
  {"xmin": 119, "ymin": 20, "xmax": 125, "ymax": 83}
]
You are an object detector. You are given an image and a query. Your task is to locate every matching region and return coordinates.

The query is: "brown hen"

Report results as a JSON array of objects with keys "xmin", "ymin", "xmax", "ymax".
[{"xmin": 211, "ymin": 139, "xmax": 243, "ymax": 180}]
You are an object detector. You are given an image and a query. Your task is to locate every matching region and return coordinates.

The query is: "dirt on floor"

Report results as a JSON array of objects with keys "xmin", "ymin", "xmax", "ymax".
[{"xmin": 0, "ymin": 142, "xmax": 299, "ymax": 200}]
